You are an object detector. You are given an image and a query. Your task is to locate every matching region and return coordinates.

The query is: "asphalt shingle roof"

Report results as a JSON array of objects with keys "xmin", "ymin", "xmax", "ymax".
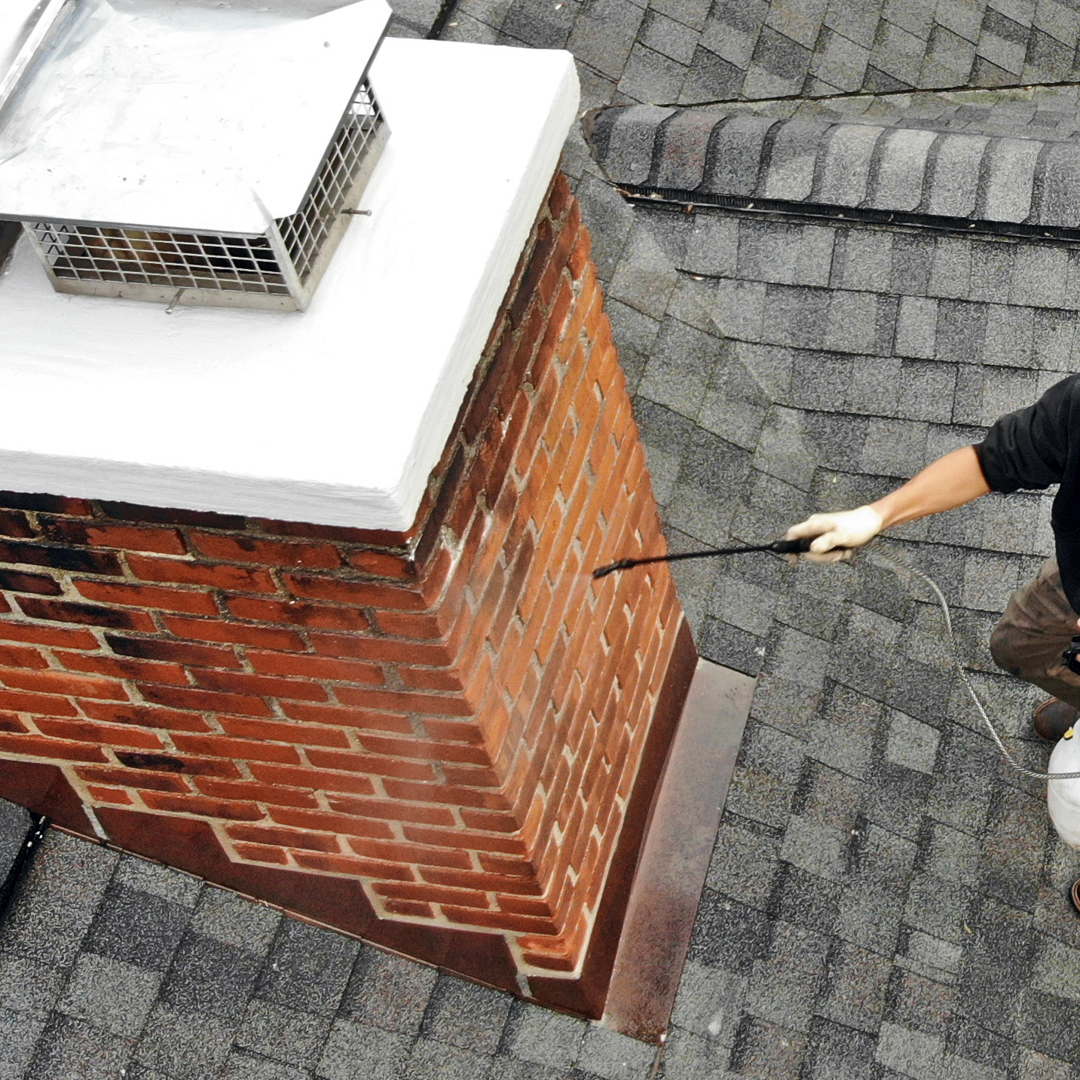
[{"xmin": 5, "ymin": 1, "xmax": 1080, "ymax": 1078}]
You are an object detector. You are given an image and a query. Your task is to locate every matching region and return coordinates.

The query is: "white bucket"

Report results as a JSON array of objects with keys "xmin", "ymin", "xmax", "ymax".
[{"xmin": 1048, "ymin": 732, "xmax": 1080, "ymax": 849}]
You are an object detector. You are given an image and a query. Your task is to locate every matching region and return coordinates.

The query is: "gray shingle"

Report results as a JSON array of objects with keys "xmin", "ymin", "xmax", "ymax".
[
  {"xmin": 235, "ymin": 999, "xmax": 332, "ymax": 1070},
  {"xmin": 82, "ymin": 884, "xmax": 191, "ymax": 972},
  {"xmin": 161, "ymin": 931, "xmax": 262, "ymax": 1018},
  {"xmin": 136, "ymin": 1003, "xmax": 237, "ymax": 1080},
  {"xmin": 340, "ymin": 946, "xmax": 437, "ymax": 1036},
  {"xmin": 1010, "ymin": 244, "xmax": 1069, "ymax": 308},
  {"xmin": 500, "ymin": 1002, "xmax": 586, "ymax": 1069},
  {"xmin": 567, "ymin": 3, "xmax": 640, "ymax": 81},
  {"xmin": 654, "ymin": 110, "xmax": 720, "ymax": 190},
  {"xmin": 0, "ymin": 832, "xmax": 117, "ymax": 971},
  {"xmin": 256, "ymin": 921, "xmax": 358, "ymax": 1017},
  {"xmin": 809, "ymin": 27, "xmax": 871, "ymax": 90},
  {"xmin": 761, "ymin": 284, "xmax": 831, "ymax": 349},
  {"xmin": 399, "ymin": 1037, "xmax": 495, "ymax": 1080},
  {"xmin": 576, "ymin": 1026, "xmax": 656, "ymax": 1080},
  {"xmin": 872, "ymin": 127, "xmax": 937, "ymax": 210},
  {"xmin": 640, "ymin": 9, "xmax": 700, "ymax": 65},
  {"xmin": 58, "ymin": 953, "xmax": 161, "ymax": 1038},
  {"xmin": 816, "ymin": 124, "xmax": 886, "ymax": 206},
  {"xmin": 979, "ymin": 137, "xmax": 1041, "ymax": 222},
  {"xmin": 25, "ymin": 1015, "xmax": 132, "ymax": 1080},
  {"xmin": 699, "ymin": 114, "xmax": 777, "ymax": 197},
  {"xmin": 816, "ymin": 941, "xmax": 891, "ymax": 1032},
  {"xmin": 679, "ymin": 43, "xmax": 747, "ymax": 101},
  {"xmin": 618, "ymin": 42, "xmax": 688, "ymax": 102},
  {"xmin": 763, "ymin": 120, "xmax": 831, "ymax": 202},
  {"xmin": 315, "ymin": 1019, "xmax": 411, "ymax": 1080},
  {"xmin": 591, "ymin": 105, "xmax": 675, "ymax": 186},
  {"xmin": 189, "ymin": 887, "xmax": 281, "ymax": 955},
  {"xmin": 657, "ymin": 1026, "xmax": 736, "ymax": 1079},
  {"xmin": 926, "ymin": 133, "xmax": 988, "ymax": 217}
]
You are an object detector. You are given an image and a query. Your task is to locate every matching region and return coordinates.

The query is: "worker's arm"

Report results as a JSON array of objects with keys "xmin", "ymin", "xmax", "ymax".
[{"xmin": 786, "ymin": 445, "xmax": 991, "ymax": 561}]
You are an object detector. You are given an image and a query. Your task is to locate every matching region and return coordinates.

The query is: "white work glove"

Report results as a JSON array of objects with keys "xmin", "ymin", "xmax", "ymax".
[{"xmin": 785, "ymin": 505, "xmax": 884, "ymax": 563}]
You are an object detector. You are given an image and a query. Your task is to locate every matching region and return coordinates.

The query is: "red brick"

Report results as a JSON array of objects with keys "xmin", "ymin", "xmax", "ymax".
[
  {"xmin": 460, "ymin": 808, "xmax": 520, "ymax": 833},
  {"xmin": 233, "ymin": 842, "xmax": 290, "ymax": 865},
  {"xmin": 371, "ymin": 609, "xmax": 446, "ymax": 640},
  {"xmin": 216, "ymin": 715, "xmax": 351, "ymax": 749},
  {"xmin": 76, "ymin": 764, "xmax": 193, "ymax": 792},
  {"xmin": 381, "ymin": 898, "xmax": 434, "ymax": 918},
  {"xmin": 278, "ymin": 702, "xmax": 413, "ymax": 733},
  {"xmin": 0, "ymin": 732, "xmax": 108, "ymax": 762},
  {"xmin": 189, "ymin": 533, "xmax": 341, "ymax": 569},
  {"xmin": 0, "ymin": 570, "xmax": 61, "ymax": 595},
  {"xmin": 283, "ymin": 574, "xmax": 427, "ymax": 611},
  {"xmin": 324, "ymin": 794, "xmax": 456, "ymax": 827},
  {"xmin": 351, "ymin": 734, "xmax": 491, "ymax": 766},
  {"xmin": 333, "ymin": 686, "xmax": 473, "ymax": 717},
  {"xmin": 0, "ymin": 510, "xmax": 34, "ymax": 539},
  {"xmin": 343, "ymin": 837, "xmax": 472, "ymax": 870},
  {"xmin": 127, "ymin": 555, "xmax": 277, "ymax": 593},
  {"xmin": 225, "ymin": 823, "xmax": 341, "ymax": 852},
  {"xmin": 266, "ymin": 805, "xmax": 395, "ymax": 840},
  {"xmin": 0, "ymin": 643, "xmax": 49, "ymax": 670},
  {"xmin": 372, "ymin": 881, "xmax": 491, "ymax": 910},
  {"xmin": 106, "ymin": 634, "xmax": 243, "ymax": 670},
  {"xmin": 141, "ymin": 791, "xmax": 264, "ymax": 820},
  {"xmin": 418, "ymin": 866, "xmax": 542, "ymax": 895},
  {"xmin": 137, "ymin": 684, "xmax": 273, "ymax": 717},
  {"xmin": 80, "ymin": 700, "xmax": 212, "ymax": 733},
  {"xmin": 87, "ymin": 785, "xmax": 134, "ymax": 805},
  {"xmin": 36, "ymin": 718, "xmax": 165, "ymax": 750},
  {"xmin": 0, "ymin": 667, "xmax": 128, "ymax": 702},
  {"xmin": 309, "ymin": 632, "xmax": 448, "ymax": 666},
  {"xmin": 346, "ymin": 550, "xmax": 414, "ymax": 579},
  {"xmin": 43, "ymin": 520, "xmax": 186, "ymax": 554},
  {"xmin": 225, "ymin": 597, "xmax": 370, "ymax": 633},
  {"xmin": 383, "ymin": 777, "xmax": 507, "ymax": 810},
  {"xmin": 304, "ymin": 748, "xmax": 436, "ymax": 783},
  {"xmin": 56, "ymin": 652, "xmax": 190, "ymax": 686},
  {"xmin": 16, "ymin": 597, "xmax": 157, "ymax": 633},
  {"xmin": 247, "ymin": 762, "xmax": 382, "ymax": 796},
  {"xmin": 73, "ymin": 580, "xmax": 218, "ymax": 616},
  {"xmin": 161, "ymin": 616, "xmax": 306, "ymax": 652},
  {"xmin": 170, "ymin": 734, "xmax": 302, "ymax": 765},
  {"xmin": 193, "ymin": 776, "xmax": 321, "ymax": 808},
  {"xmin": 190, "ymin": 669, "xmax": 328, "ymax": 703},
  {"xmin": 245, "ymin": 651, "xmax": 384, "ymax": 685},
  {"xmin": 0, "ymin": 712, "xmax": 27, "ymax": 733},
  {"xmin": 442, "ymin": 906, "xmax": 557, "ymax": 934},
  {"xmin": 0, "ymin": 688, "xmax": 80, "ymax": 716},
  {"xmin": 291, "ymin": 851, "xmax": 415, "ymax": 880}
]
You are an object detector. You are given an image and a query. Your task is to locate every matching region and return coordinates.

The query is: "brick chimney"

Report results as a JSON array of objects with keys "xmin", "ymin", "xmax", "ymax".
[{"xmin": 0, "ymin": 36, "xmax": 695, "ymax": 1015}]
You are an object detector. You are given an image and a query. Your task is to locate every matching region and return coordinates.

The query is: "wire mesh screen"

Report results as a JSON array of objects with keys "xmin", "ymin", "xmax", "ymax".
[
  {"xmin": 276, "ymin": 77, "xmax": 384, "ymax": 284},
  {"xmin": 22, "ymin": 76, "xmax": 386, "ymax": 309},
  {"xmin": 26, "ymin": 224, "xmax": 290, "ymax": 294}
]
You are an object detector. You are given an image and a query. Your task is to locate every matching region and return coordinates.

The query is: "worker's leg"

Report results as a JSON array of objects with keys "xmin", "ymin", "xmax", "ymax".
[{"xmin": 990, "ymin": 558, "xmax": 1080, "ymax": 710}]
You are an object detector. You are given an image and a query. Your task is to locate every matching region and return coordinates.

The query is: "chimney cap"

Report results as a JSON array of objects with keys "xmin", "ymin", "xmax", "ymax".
[{"xmin": 0, "ymin": 0, "xmax": 390, "ymax": 235}]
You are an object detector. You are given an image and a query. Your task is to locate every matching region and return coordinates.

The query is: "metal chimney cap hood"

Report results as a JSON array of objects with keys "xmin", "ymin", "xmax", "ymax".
[{"xmin": 0, "ymin": 0, "xmax": 391, "ymax": 236}]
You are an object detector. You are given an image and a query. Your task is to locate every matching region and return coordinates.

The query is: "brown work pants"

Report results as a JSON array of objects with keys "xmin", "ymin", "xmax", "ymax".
[{"xmin": 990, "ymin": 558, "xmax": 1080, "ymax": 709}]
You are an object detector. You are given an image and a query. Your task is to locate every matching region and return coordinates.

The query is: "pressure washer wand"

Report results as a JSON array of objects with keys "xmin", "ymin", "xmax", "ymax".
[{"xmin": 592, "ymin": 537, "xmax": 819, "ymax": 579}]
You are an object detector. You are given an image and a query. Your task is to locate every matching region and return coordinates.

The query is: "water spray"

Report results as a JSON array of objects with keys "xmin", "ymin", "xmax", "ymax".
[{"xmin": 593, "ymin": 538, "xmax": 1080, "ymax": 789}]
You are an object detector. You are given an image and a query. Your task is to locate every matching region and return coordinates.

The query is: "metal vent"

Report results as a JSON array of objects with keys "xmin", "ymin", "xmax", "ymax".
[{"xmin": 22, "ymin": 76, "xmax": 387, "ymax": 312}]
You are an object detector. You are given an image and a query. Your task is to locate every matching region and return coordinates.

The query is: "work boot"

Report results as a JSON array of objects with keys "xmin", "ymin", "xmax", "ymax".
[{"xmin": 1033, "ymin": 697, "xmax": 1080, "ymax": 742}]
